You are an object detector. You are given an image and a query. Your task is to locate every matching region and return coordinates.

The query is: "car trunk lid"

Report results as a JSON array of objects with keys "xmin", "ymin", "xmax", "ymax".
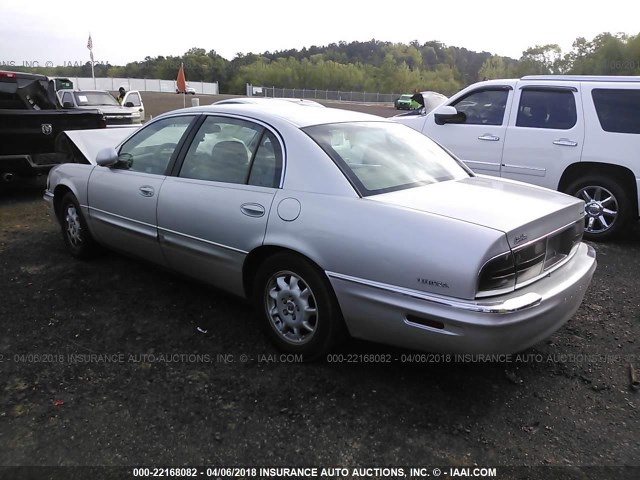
[{"xmin": 369, "ymin": 175, "xmax": 585, "ymax": 248}]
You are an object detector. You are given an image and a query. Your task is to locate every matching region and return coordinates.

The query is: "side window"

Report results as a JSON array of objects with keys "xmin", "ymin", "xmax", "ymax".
[
  {"xmin": 117, "ymin": 115, "xmax": 194, "ymax": 174},
  {"xmin": 592, "ymin": 89, "xmax": 640, "ymax": 134},
  {"xmin": 126, "ymin": 92, "xmax": 142, "ymax": 107},
  {"xmin": 62, "ymin": 92, "xmax": 73, "ymax": 105},
  {"xmin": 248, "ymin": 131, "xmax": 283, "ymax": 188},
  {"xmin": 179, "ymin": 116, "xmax": 262, "ymax": 184},
  {"xmin": 452, "ymin": 89, "xmax": 509, "ymax": 125},
  {"xmin": 516, "ymin": 89, "xmax": 577, "ymax": 129}
]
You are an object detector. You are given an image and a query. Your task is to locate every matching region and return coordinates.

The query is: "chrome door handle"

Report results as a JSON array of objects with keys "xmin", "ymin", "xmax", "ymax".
[
  {"xmin": 139, "ymin": 185, "xmax": 155, "ymax": 197},
  {"xmin": 240, "ymin": 203, "xmax": 265, "ymax": 217},
  {"xmin": 553, "ymin": 139, "xmax": 578, "ymax": 147},
  {"xmin": 478, "ymin": 134, "xmax": 500, "ymax": 141}
]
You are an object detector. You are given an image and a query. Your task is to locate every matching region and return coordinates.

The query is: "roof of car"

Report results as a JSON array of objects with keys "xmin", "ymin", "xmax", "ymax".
[
  {"xmin": 214, "ymin": 97, "xmax": 325, "ymax": 107},
  {"xmin": 0, "ymin": 70, "xmax": 48, "ymax": 81},
  {"xmin": 58, "ymin": 89, "xmax": 112, "ymax": 93},
  {"xmin": 522, "ymin": 75, "xmax": 640, "ymax": 83},
  {"xmin": 158, "ymin": 103, "xmax": 386, "ymax": 128}
]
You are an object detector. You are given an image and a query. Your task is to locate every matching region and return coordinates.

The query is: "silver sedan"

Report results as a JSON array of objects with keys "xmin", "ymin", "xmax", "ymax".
[{"xmin": 44, "ymin": 104, "xmax": 596, "ymax": 359}]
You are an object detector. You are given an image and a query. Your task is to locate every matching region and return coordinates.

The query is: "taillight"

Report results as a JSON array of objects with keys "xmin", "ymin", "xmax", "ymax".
[
  {"xmin": 477, "ymin": 220, "xmax": 584, "ymax": 298},
  {"xmin": 477, "ymin": 252, "xmax": 516, "ymax": 297},
  {"xmin": 0, "ymin": 71, "xmax": 17, "ymax": 79},
  {"xmin": 513, "ymin": 239, "xmax": 546, "ymax": 284}
]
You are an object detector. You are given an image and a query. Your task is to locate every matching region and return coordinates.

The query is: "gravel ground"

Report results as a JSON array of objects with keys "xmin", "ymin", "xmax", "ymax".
[{"xmin": 0, "ymin": 95, "xmax": 638, "ymax": 480}]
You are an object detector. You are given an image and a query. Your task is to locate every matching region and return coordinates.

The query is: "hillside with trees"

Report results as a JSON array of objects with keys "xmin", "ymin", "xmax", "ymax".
[{"xmin": 4, "ymin": 32, "xmax": 639, "ymax": 95}]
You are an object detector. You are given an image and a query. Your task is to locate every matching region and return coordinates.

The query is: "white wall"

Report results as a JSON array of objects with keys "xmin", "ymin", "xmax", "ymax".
[{"xmin": 70, "ymin": 77, "xmax": 219, "ymax": 94}]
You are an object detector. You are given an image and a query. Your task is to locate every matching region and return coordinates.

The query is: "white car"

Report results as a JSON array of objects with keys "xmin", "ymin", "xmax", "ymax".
[
  {"xmin": 393, "ymin": 75, "xmax": 640, "ymax": 240},
  {"xmin": 177, "ymin": 86, "xmax": 196, "ymax": 95}
]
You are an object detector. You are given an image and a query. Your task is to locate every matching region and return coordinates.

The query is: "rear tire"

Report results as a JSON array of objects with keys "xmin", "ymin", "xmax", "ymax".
[
  {"xmin": 565, "ymin": 175, "xmax": 632, "ymax": 241},
  {"xmin": 253, "ymin": 253, "xmax": 346, "ymax": 361},
  {"xmin": 59, "ymin": 192, "xmax": 100, "ymax": 259}
]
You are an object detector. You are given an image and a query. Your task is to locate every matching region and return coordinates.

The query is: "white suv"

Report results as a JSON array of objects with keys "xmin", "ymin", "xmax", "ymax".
[{"xmin": 394, "ymin": 75, "xmax": 640, "ymax": 240}]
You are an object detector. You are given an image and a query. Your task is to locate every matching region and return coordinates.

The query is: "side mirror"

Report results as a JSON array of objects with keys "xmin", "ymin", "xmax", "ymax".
[
  {"xmin": 124, "ymin": 101, "xmax": 134, "ymax": 108},
  {"xmin": 63, "ymin": 101, "xmax": 74, "ymax": 108},
  {"xmin": 434, "ymin": 105, "xmax": 466, "ymax": 125},
  {"xmin": 96, "ymin": 147, "xmax": 119, "ymax": 167}
]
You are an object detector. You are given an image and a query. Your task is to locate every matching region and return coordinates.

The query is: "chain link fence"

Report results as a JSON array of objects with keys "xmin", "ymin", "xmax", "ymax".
[{"xmin": 248, "ymin": 85, "xmax": 402, "ymax": 103}]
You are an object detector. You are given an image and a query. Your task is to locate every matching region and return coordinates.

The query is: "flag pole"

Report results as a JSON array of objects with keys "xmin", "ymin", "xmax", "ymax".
[{"xmin": 91, "ymin": 54, "xmax": 95, "ymax": 89}]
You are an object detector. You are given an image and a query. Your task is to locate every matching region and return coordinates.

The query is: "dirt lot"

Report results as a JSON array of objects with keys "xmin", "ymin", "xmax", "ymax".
[{"xmin": 0, "ymin": 96, "xmax": 639, "ymax": 480}]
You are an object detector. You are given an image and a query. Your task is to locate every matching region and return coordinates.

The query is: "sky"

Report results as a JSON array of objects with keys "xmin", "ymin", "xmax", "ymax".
[{"xmin": 1, "ymin": 0, "xmax": 639, "ymax": 69}]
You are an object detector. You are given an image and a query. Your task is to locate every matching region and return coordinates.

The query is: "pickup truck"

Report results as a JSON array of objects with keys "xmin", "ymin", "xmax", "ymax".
[
  {"xmin": 0, "ymin": 70, "xmax": 106, "ymax": 181},
  {"xmin": 57, "ymin": 88, "xmax": 145, "ymax": 126}
]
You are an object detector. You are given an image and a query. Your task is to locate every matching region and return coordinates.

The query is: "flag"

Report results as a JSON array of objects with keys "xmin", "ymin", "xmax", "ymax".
[
  {"xmin": 87, "ymin": 34, "xmax": 94, "ymax": 62},
  {"xmin": 176, "ymin": 63, "xmax": 187, "ymax": 93}
]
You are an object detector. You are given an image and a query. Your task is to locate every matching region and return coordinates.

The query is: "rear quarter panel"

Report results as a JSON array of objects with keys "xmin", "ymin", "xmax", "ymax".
[{"xmin": 264, "ymin": 189, "xmax": 508, "ymax": 300}]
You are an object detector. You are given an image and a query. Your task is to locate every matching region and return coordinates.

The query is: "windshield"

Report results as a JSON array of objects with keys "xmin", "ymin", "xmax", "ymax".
[
  {"xmin": 304, "ymin": 122, "xmax": 470, "ymax": 196},
  {"xmin": 73, "ymin": 91, "xmax": 119, "ymax": 106}
]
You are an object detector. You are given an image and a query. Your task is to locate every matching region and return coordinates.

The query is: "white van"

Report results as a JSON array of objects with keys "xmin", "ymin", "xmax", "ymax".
[{"xmin": 394, "ymin": 75, "xmax": 640, "ymax": 240}]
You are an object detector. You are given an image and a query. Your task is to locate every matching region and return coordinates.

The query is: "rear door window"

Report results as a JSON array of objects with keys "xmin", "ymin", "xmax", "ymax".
[
  {"xmin": 516, "ymin": 89, "xmax": 577, "ymax": 130},
  {"xmin": 179, "ymin": 116, "xmax": 278, "ymax": 185}
]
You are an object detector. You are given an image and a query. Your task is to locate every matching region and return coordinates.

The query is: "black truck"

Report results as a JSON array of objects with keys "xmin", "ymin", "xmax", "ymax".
[{"xmin": 0, "ymin": 70, "xmax": 106, "ymax": 181}]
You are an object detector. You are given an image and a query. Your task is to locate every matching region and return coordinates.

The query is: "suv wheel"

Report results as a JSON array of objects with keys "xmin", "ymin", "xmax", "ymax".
[{"xmin": 566, "ymin": 176, "xmax": 631, "ymax": 241}]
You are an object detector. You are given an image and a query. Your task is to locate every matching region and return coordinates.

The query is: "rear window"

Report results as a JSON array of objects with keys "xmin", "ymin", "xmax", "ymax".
[
  {"xmin": 592, "ymin": 89, "xmax": 640, "ymax": 134},
  {"xmin": 304, "ymin": 122, "xmax": 470, "ymax": 196},
  {"xmin": 516, "ymin": 89, "xmax": 577, "ymax": 130}
]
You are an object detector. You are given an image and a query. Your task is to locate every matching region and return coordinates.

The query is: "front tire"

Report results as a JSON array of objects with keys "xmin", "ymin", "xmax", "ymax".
[
  {"xmin": 59, "ymin": 192, "xmax": 99, "ymax": 259},
  {"xmin": 565, "ymin": 176, "xmax": 632, "ymax": 241},
  {"xmin": 253, "ymin": 253, "xmax": 346, "ymax": 360}
]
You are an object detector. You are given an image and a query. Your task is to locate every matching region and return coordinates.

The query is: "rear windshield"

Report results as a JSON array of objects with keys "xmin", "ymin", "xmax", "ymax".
[
  {"xmin": 592, "ymin": 89, "xmax": 640, "ymax": 134},
  {"xmin": 304, "ymin": 121, "xmax": 470, "ymax": 196}
]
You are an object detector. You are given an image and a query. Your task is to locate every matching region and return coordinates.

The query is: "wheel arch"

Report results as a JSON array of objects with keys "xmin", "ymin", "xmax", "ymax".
[
  {"xmin": 558, "ymin": 162, "xmax": 639, "ymax": 219},
  {"xmin": 52, "ymin": 184, "xmax": 74, "ymax": 220},
  {"xmin": 242, "ymin": 245, "xmax": 328, "ymax": 299}
]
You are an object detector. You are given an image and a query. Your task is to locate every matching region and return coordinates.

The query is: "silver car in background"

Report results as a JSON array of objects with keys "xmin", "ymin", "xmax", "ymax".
[{"xmin": 44, "ymin": 104, "xmax": 596, "ymax": 359}]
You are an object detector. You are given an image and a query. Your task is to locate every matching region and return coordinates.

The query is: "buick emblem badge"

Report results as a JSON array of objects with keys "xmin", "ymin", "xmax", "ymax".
[
  {"xmin": 514, "ymin": 233, "xmax": 528, "ymax": 245},
  {"xmin": 41, "ymin": 124, "xmax": 53, "ymax": 135}
]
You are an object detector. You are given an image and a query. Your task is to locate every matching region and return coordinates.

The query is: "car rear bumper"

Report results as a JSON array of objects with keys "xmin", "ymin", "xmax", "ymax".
[{"xmin": 327, "ymin": 243, "xmax": 596, "ymax": 354}]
